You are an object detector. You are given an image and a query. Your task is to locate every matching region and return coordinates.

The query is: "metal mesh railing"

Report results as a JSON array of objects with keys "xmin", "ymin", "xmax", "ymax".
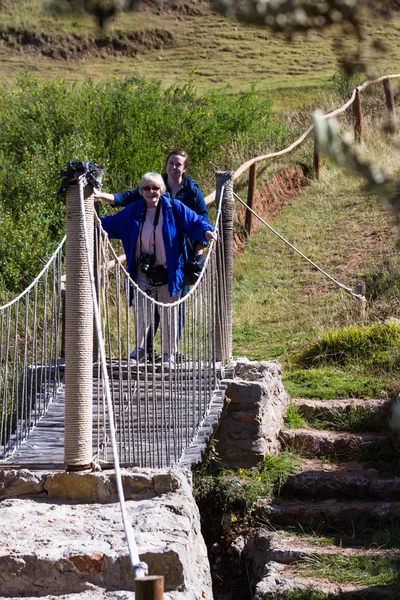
[
  {"xmin": 0, "ymin": 239, "xmax": 65, "ymax": 460},
  {"xmin": 92, "ymin": 191, "xmax": 227, "ymax": 468}
]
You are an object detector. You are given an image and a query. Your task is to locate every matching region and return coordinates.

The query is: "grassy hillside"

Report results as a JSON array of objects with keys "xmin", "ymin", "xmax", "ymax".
[
  {"xmin": 1, "ymin": 0, "xmax": 400, "ymax": 109},
  {"xmin": 232, "ymin": 107, "xmax": 400, "ymax": 398}
]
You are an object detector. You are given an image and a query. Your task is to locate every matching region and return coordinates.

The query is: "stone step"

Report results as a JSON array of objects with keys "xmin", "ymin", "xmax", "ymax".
[
  {"xmin": 244, "ymin": 527, "xmax": 400, "ymax": 569},
  {"xmin": 279, "ymin": 427, "xmax": 387, "ymax": 458},
  {"xmin": 281, "ymin": 459, "xmax": 400, "ymax": 499},
  {"xmin": 254, "ymin": 567, "xmax": 399, "ymax": 599},
  {"xmin": 292, "ymin": 397, "xmax": 391, "ymax": 421},
  {"xmin": 257, "ymin": 498, "xmax": 400, "ymax": 527},
  {"xmin": 245, "ymin": 529, "xmax": 400, "ymax": 599}
]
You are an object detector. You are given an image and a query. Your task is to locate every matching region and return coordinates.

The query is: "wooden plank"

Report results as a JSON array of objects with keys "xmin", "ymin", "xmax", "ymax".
[{"xmin": 2, "ymin": 366, "xmax": 225, "ymax": 468}]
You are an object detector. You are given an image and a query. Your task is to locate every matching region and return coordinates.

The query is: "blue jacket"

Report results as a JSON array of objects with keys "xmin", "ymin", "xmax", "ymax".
[
  {"xmin": 113, "ymin": 174, "xmax": 209, "ymax": 250},
  {"xmin": 100, "ymin": 195, "xmax": 214, "ymax": 298}
]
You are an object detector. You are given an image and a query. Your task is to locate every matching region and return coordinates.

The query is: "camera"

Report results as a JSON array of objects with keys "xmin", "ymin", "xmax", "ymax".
[{"xmin": 140, "ymin": 252, "xmax": 156, "ymax": 274}]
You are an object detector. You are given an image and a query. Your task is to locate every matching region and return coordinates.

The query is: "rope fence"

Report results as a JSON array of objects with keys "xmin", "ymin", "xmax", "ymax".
[
  {"xmin": 204, "ymin": 73, "xmax": 400, "ymax": 208},
  {"xmin": 203, "ymin": 73, "xmax": 400, "ymax": 309}
]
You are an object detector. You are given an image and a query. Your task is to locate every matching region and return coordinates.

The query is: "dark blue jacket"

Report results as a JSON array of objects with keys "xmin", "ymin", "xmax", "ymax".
[
  {"xmin": 113, "ymin": 174, "xmax": 209, "ymax": 250},
  {"xmin": 100, "ymin": 195, "xmax": 214, "ymax": 298}
]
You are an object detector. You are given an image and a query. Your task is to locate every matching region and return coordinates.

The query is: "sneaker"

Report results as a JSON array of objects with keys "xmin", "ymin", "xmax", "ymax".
[
  {"xmin": 130, "ymin": 348, "xmax": 147, "ymax": 363},
  {"xmin": 162, "ymin": 354, "xmax": 175, "ymax": 369}
]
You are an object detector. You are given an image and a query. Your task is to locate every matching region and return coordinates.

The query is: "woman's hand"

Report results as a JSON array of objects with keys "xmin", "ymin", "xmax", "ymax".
[
  {"xmin": 93, "ymin": 187, "xmax": 115, "ymax": 205},
  {"xmin": 205, "ymin": 230, "xmax": 217, "ymax": 242}
]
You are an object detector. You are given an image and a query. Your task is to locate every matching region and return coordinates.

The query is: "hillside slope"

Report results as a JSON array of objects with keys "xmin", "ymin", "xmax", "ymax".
[{"xmin": 1, "ymin": 0, "xmax": 400, "ymax": 105}]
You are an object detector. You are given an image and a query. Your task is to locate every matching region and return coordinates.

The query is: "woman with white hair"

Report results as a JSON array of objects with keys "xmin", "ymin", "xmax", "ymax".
[{"xmin": 100, "ymin": 172, "xmax": 216, "ymax": 367}]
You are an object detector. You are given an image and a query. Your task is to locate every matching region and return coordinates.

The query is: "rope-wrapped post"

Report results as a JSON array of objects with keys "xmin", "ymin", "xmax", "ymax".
[
  {"xmin": 354, "ymin": 88, "xmax": 363, "ymax": 142},
  {"xmin": 383, "ymin": 78, "xmax": 397, "ymax": 134},
  {"xmin": 215, "ymin": 170, "xmax": 234, "ymax": 364},
  {"xmin": 64, "ymin": 180, "xmax": 94, "ymax": 470},
  {"xmin": 245, "ymin": 163, "xmax": 257, "ymax": 236}
]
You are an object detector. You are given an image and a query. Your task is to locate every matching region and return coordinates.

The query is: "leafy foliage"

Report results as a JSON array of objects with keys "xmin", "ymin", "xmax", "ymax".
[
  {"xmin": 0, "ymin": 72, "xmax": 288, "ymax": 297},
  {"xmin": 193, "ymin": 452, "xmax": 299, "ymax": 521}
]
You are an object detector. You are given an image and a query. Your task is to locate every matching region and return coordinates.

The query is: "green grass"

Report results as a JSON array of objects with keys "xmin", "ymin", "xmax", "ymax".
[
  {"xmin": 284, "ymin": 403, "xmax": 387, "ymax": 432},
  {"xmin": 283, "ymin": 368, "xmax": 390, "ymax": 400},
  {"xmin": 298, "ymin": 323, "xmax": 400, "ymax": 369},
  {"xmin": 279, "ymin": 589, "xmax": 400, "ymax": 600},
  {"xmin": 193, "ymin": 451, "xmax": 299, "ymax": 521},
  {"xmin": 299, "ymin": 554, "xmax": 400, "ymax": 587},
  {"xmin": 232, "ymin": 116, "xmax": 400, "ymax": 399},
  {"xmin": 281, "ymin": 523, "xmax": 400, "ymax": 551}
]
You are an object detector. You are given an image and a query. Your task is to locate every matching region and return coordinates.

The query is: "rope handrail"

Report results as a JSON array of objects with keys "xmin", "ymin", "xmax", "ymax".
[
  {"xmin": 204, "ymin": 73, "xmax": 400, "ymax": 205},
  {"xmin": 0, "ymin": 236, "xmax": 66, "ymax": 311},
  {"xmin": 78, "ymin": 177, "xmax": 147, "ymax": 579},
  {"xmin": 234, "ymin": 191, "xmax": 366, "ymax": 302}
]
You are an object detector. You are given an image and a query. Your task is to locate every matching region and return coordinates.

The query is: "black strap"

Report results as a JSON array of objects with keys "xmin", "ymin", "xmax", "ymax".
[{"xmin": 171, "ymin": 200, "xmax": 188, "ymax": 262}]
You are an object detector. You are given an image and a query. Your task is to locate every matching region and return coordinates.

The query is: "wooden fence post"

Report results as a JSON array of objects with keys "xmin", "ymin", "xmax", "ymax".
[
  {"xmin": 383, "ymin": 78, "xmax": 397, "ymax": 133},
  {"xmin": 354, "ymin": 88, "xmax": 363, "ymax": 141},
  {"xmin": 355, "ymin": 282, "xmax": 366, "ymax": 321},
  {"xmin": 313, "ymin": 134, "xmax": 320, "ymax": 179},
  {"xmin": 135, "ymin": 575, "xmax": 164, "ymax": 599},
  {"xmin": 215, "ymin": 170, "xmax": 234, "ymax": 365},
  {"xmin": 245, "ymin": 162, "xmax": 256, "ymax": 235}
]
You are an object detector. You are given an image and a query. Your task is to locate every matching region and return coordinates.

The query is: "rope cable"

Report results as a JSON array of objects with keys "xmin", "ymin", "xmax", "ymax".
[
  {"xmin": 233, "ymin": 191, "xmax": 366, "ymax": 302},
  {"xmin": 77, "ymin": 177, "xmax": 147, "ymax": 579},
  {"xmin": 0, "ymin": 237, "xmax": 66, "ymax": 312}
]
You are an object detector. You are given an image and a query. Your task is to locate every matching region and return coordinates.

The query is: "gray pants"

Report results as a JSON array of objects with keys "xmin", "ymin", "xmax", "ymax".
[{"xmin": 134, "ymin": 271, "xmax": 181, "ymax": 357}]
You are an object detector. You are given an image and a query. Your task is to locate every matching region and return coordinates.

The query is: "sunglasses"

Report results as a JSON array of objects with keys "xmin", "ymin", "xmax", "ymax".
[{"xmin": 142, "ymin": 185, "xmax": 161, "ymax": 192}]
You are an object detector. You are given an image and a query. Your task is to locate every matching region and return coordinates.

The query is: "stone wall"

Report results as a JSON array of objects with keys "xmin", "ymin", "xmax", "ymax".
[
  {"xmin": 0, "ymin": 468, "xmax": 212, "ymax": 599},
  {"xmin": 215, "ymin": 358, "xmax": 288, "ymax": 468}
]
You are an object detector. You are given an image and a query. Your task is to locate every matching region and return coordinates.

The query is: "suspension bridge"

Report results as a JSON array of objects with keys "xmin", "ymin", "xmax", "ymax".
[
  {"xmin": 0, "ymin": 171, "xmax": 234, "ymax": 473},
  {"xmin": 0, "ymin": 72, "xmax": 398, "ymax": 473}
]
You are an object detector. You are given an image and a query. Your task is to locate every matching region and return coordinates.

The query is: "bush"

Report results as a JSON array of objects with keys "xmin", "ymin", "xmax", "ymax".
[
  {"xmin": 297, "ymin": 323, "xmax": 400, "ymax": 370},
  {"xmin": 0, "ymin": 72, "xmax": 289, "ymax": 296}
]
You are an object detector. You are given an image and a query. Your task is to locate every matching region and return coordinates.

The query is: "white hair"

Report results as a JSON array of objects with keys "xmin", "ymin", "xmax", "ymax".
[{"xmin": 139, "ymin": 172, "xmax": 166, "ymax": 194}]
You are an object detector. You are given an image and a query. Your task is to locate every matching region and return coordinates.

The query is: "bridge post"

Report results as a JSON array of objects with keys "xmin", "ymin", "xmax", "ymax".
[
  {"xmin": 64, "ymin": 180, "xmax": 94, "ymax": 471},
  {"xmin": 215, "ymin": 170, "xmax": 234, "ymax": 364}
]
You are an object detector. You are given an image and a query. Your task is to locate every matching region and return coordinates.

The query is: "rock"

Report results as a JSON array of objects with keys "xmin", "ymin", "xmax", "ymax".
[
  {"xmin": 44, "ymin": 470, "xmax": 156, "ymax": 503},
  {"xmin": 0, "ymin": 469, "xmax": 212, "ymax": 599},
  {"xmin": 293, "ymin": 398, "xmax": 391, "ymax": 421},
  {"xmin": 257, "ymin": 499, "xmax": 400, "ymax": 527},
  {"xmin": 215, "ymin": 360, "xmax": 288, "ymax": 468},
  {"xmin": 0, "ymin": 469, "xmax": 45, "ymax": 499},
  {"xmin": 279, "ymin": 428, "xmax": 387, "ymax": 458}
]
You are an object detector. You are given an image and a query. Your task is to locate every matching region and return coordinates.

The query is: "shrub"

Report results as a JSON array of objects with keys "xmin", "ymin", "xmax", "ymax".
[
  {"xmin": 297, "ymin": 323, "xmax": 400, "ymax": 370},
  {"xmin": 0, "ymin": 72, "xmax": 289, "ymax": 296}
]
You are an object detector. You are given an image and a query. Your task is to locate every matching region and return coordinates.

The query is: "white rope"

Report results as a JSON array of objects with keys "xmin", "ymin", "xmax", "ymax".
[
  {"xmin": 78, "ymin": 177, "xmax": 147, "ymax": 579},
  {"xmin": 234, "ymin": 191, "xmax": 366, "ymax": 303},
  {"xmin": 0, "ymin": 236, "xmax": 66, "ymax": 311}
]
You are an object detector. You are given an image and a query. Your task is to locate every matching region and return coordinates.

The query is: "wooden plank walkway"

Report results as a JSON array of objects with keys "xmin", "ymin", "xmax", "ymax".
[{"xmin": 0, "ymin": 362, "xmax": 225, "ymax": 470}]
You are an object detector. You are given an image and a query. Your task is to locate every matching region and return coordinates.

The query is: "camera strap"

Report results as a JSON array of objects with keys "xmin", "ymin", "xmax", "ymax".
[{"xmin": 139, "ymin": 200, "xmax": 162, "ymax": 259}]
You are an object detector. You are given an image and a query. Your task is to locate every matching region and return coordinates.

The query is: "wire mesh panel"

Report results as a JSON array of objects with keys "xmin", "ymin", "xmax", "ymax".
[
  {"xmin": 94, "ymin": 204, "xmax": 226, "ymax": 468},
  {"xmin": 0, "ymin": 240, "xmax": 65, "ymax": 460}
]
